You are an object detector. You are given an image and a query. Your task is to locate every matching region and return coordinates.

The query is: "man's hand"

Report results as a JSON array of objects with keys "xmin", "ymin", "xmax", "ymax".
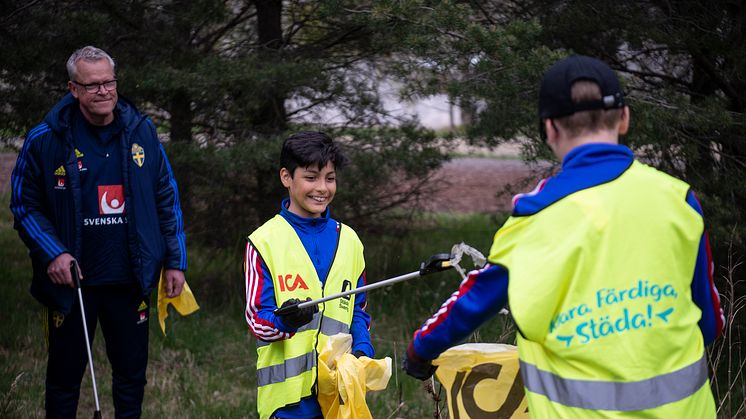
[
  {"xmin": 277, "ymin": 298, "xmax": 317, "ymax": 329},
  {"xmin": 164, "ymin": 269, "xmax": 185, "ymax": 298},
  {"xmin": 402, "ymin": 342, "xmax": 437, "ymax": 380},
  {"xmin": 47, "ymin": 253, "xmax": 79, "ymax": 287}
]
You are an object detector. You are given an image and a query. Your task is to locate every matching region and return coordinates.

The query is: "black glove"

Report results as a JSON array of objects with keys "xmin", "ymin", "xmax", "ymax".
[
  {"xmin": 278, "ymin": 298, "xmax": 317, "ymax": 329},
  {"xmin": 353, "ymin": 350, "xmax": 366, "ymax": 358},
  {"xmin": 402, "ymin": 342, "xmax": 437, "ymax": 380}
]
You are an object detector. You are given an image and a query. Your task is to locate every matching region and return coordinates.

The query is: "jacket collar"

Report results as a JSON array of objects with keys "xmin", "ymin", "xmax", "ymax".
[{"xmin": 279, "ymin": 198, "xmax": 331, "ymax": 234}]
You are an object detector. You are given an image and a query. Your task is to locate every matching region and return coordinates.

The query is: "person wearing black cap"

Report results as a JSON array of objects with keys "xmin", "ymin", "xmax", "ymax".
[{"xmin": 402, "ymin": 55, "xmax": 724, "ymax": 417}]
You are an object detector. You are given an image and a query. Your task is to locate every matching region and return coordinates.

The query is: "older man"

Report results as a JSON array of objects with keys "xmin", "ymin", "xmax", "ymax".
[{"xmin": 10, "ymin": 45, "xmax": 187, "ymax": 418}]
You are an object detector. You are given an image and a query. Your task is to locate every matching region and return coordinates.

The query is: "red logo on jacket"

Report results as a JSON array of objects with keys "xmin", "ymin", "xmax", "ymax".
[
  {"xmin": 277, "ymin": 274, "xmax": 309, "ymax": 292},
  {"xmin": 98, "ymin": 185, "xmax": 125, "ymax": 215}
]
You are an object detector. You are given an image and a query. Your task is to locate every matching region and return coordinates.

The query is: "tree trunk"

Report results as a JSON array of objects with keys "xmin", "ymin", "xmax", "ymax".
[
  {"xmin": 254, "ymin": 0, "xmax": 287, "ymax": 133},
  {"xmin": 170, "ymin": 89, "xmax": 194, "ymax": 143}
]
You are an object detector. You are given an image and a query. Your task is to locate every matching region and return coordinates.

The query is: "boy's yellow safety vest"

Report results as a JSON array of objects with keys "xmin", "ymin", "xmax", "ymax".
[
  {"xmin": 490, "ymin": 161, "xmax": 716, "ymax": 418},
  {"xmin": 248, "ymin": 215, "xmax": 365, "ymax": 419}
]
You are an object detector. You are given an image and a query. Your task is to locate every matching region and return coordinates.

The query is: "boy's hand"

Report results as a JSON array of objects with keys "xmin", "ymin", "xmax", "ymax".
[
  {"xmin": 402, "ymin": 342, "xmax": 437, "ymax": 380},
  {"xmin": 278, "ymin": 298, "xmax": 317, "ymax": 329}
]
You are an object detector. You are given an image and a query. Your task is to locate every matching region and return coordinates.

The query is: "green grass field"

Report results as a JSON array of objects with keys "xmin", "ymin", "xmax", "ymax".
[{"xmin": 0, "ymin": 192, "xmax": 511, "ymax": 418}]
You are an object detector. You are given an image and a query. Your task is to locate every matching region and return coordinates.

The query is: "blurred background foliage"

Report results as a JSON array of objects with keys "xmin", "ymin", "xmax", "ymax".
[{"xmin": 1, "ymin": 0, "xmax": 743, "ymax": 255}]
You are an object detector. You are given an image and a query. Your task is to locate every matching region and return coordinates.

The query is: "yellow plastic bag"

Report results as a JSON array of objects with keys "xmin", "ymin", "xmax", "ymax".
[
  {"xmin": 317, "ymin": 333, "xmax": 392, "ymax": 419},
  {"xmin": 157, "ymin": 270, "xmax": 200, "ymax": 335},
  {"xmin": 433, "ymin": 343, "xmax": 528, "ymax": 418}
]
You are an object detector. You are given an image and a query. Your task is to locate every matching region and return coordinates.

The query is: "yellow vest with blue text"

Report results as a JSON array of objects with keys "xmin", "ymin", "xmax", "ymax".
[
  {"xmin": 248, "ymin": 215, "xmax": 365, "ymax": 419},
  {"xmin": 489, "ymin": 161, "xmax": 715, "ymax": 418}
]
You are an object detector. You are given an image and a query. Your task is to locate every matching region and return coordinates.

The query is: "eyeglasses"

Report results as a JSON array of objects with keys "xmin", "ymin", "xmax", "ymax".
[{"xmin": 72, "ymin": 79, "xmax": 117, "ymax": 93}]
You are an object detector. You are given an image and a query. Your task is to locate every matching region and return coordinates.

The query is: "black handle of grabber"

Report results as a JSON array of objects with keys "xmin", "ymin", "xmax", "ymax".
[
  {"xmin": 419, "ymin": 253, "xmax": 452, "ymax": 275},
  {"xmin": 93, "ymin": 411, "xmax": 102, "ymax": 419},
  {"xmin": 70, "ymin": 260, "xmax": 82, "ymax": 289}
]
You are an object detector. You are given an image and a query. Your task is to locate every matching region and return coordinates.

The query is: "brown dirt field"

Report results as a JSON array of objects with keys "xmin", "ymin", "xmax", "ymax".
[
  {"xmin": 420, "ymin": 157, "xmax": 554, "ymax": 213},
  {"xmin": 0, "ymin": 152, "xmax": 553, "ymax": 213}
]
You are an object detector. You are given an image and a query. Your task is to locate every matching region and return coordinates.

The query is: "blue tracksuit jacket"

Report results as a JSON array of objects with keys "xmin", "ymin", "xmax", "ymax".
[
  {"xmin": 412, "ymin": 144, "xmax": 724, "ymax": 360},
  {"xmin": 10, "ymin": 93, "xmax": 187, "ymax": 314}
]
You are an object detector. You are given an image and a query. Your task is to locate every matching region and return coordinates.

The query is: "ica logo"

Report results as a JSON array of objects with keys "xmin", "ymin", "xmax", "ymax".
[{"xmin": 277, "ymin": 274, "xmax": 309, "ymax": 292}]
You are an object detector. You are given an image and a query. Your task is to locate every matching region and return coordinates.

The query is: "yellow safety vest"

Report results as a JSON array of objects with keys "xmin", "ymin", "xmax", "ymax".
[
  {"xmin": 489, "ymin": 161, "xmax": 715, "ymax": 418},
  {"xmin": 248, "ymin": 215, "xmax": 365, "ymax": 419}
]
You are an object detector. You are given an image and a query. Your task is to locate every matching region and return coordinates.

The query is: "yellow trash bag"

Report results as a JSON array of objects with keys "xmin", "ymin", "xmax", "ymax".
[
  {"xmin": 317, "ymin": 333, "xmax": 392, "ymax": 419},
  {"xmin": 433, "ymin": 343, "xmax": 528, "ymax": 418},
  {"xmin": 157, "ymin": 270, "xmax": 200, "ymax": 335}
]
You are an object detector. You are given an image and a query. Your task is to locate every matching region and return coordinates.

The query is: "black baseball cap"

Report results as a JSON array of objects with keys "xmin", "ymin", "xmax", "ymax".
[{"xmin": 538, "ymin": 55, "xmax": 625, "ymax": 120}]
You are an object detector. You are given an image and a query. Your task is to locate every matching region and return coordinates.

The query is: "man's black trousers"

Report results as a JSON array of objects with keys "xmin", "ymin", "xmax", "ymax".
[{"xmin": 44, "ymin": 283, "xmax": 149, "ymax": 419}]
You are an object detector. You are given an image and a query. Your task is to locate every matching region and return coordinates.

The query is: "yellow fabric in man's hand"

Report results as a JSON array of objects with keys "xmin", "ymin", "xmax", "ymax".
[
  {"xmin": 157, "ymin": 271, "xmax": 199, "ymax": 335},
  {"xmin": 317, "ymin": 333, "xmax": 391, "ymax": 419}
]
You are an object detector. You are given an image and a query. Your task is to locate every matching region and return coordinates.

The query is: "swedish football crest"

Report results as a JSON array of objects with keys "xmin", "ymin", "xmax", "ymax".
[
  {"xmin": 131, "ymin": 143, "xmax": 145, "ymax": 167},
  {"xmin": 52, "ymin": 311, "xmax": 65, "ymax": 328}
]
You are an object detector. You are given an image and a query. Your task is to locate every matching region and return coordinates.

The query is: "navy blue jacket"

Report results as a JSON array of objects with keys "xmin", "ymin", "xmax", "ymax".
[{"xmin": 10, "ymin": 93, "xmax": 187, "ymax": 314}]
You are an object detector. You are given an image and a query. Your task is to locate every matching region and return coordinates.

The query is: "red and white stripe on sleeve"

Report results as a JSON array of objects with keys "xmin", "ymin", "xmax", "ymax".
[
  {"xmin": 244, "ymin": 241, "xmax": 290, "ymax": 342},
  {"xmin": 414, "ymin": 270, "xmax": 480, "ymax": 340}
]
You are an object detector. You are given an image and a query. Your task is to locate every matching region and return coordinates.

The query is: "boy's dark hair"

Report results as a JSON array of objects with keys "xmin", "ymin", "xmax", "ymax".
[{"xmin": 280, "ymin": 131, "xmax": 349, "ymax": 175}]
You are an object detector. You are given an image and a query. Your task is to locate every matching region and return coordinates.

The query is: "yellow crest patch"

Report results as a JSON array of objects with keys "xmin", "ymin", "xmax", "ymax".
[
  {"xmin": 54, "ymin": 166, "xmax": 66, "ymax": 176},
  {"xmin": 131, "ymin": 143, "xmax": 145, "ymax": 167},
  {"xmin": 138, "ymin": 301, "xmax": 148, "ymax": 311},
  {"xmin": 75, "ymin": 148, "xmax": 84, "ymax": 158},
  {"xmin": 52, "ymin": 311, "xmax": 65, "ymax": 328}
]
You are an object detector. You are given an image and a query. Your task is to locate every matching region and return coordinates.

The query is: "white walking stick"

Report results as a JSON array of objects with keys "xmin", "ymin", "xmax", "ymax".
[{"xmin": 70, "ymin": 261, "xmax": 102, "ymax": 419}]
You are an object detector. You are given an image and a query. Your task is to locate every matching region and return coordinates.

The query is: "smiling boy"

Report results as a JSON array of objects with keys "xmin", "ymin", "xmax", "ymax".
[{"xmin": 244, "ymin": 131, "xmax": 373, "ymax": 419}]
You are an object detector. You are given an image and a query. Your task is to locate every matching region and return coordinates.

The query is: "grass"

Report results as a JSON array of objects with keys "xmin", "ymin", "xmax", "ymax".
[{"xmin": 709, "ymin": 227, "xmax": 746, "ymax": 418}]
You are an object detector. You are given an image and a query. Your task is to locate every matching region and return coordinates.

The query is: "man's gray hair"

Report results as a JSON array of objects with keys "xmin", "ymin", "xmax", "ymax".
[{"xmin": 66, "ymin": 46, "xmax": 116, "ymax": 80}]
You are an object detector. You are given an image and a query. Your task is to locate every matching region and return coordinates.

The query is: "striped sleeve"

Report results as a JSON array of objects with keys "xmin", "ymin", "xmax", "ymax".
[
  {"xmin": 412, "ymin": 264, "xmax": 509, "ymax": 360},
  {"xmin": 686, "ymin": 191, "xmax": 725, "ymax": 345},
  {"xmin": 156, "ymin": 137, "xmax": 187, "ymax": 271},
  {"xmin": 10, "ymin": 124, "xmax": 68, "ymax": 265},
  {"xmin": 244, "ymin": 241, "xmax": 292, "ymax": 341}
]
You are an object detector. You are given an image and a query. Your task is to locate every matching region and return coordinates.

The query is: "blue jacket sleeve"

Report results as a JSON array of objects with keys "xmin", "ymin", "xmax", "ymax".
[
  {"xmin": 154, "ymin": 125, "xmax": 187, "ymax": 271},
  {"xmin": 351, "ymin": 271, "xmax": 374, "ymax": 357},
  {"xmin": 412, "ymin": 264, "xmax": 509, "ymax": 360},
  {"xmin": 10, "ymin": 126, "xmax": 68, "ymax": 266},
  {"xmin": 244, "ymin": 241, "xmax": 296, "ymax": 340},
  {"xmin": 686, "ymin": 191, "xmax": 724, "ymax": 345}
]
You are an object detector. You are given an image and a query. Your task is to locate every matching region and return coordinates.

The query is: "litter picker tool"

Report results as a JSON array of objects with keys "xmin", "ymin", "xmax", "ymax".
[
  {"xmin": 70, "ymin": 261, "xmax": 102, "ymax": 419},
  {"xmin": 274, "ymin": 244, "xmax": 486, "ymax": 317},
  {"xmin": 275, "ymin": 253, "xmax": 452, "ymax": 316}
]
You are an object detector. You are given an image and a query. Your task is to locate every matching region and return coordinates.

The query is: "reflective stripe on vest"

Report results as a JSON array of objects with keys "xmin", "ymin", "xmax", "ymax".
[
  {"xmin": 492, "ymin": 162, "xmax": 715, "ymax": 416},
  {"xmin": 255, "ymin": 313, "xmax": 350, "ymax": 348},
  {"xmin": 257, "ymin": 352, "xmax": 317, "ymax": 387},
  {"xmin": 249, "ymin": 215, "xmax": 365, "ymax": 418},
  {"xmin": 521, "ymin": 354, "xmax": 708, "ymax": 411}
]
